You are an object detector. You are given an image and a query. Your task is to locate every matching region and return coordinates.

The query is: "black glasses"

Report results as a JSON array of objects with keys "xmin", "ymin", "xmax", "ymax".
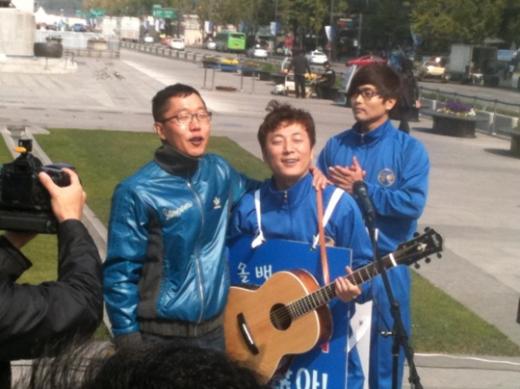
[
  {"xmin": 350, "ymin": 88, "xmax": 380, "ymax": 100},
  {"xmin": 162, "ymin": 111, "xmax": 212, "ymax": 126}
]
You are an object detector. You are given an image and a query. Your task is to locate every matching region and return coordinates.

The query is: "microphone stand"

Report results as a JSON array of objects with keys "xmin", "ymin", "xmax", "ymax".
[{"xmin": 363, "ymin": 210, "xmax": 423, "ymax": 389}]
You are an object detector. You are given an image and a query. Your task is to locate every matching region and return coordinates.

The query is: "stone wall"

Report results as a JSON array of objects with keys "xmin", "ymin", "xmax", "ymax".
[{"xmin": 0, "ymin": 9, "xmax": 35, "ymax": 56}]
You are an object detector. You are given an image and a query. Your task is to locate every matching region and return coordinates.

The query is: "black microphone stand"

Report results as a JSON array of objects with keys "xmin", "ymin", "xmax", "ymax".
[{"xmin": 363, "ymin": 208, "xmax": 423, "ymax": 389}]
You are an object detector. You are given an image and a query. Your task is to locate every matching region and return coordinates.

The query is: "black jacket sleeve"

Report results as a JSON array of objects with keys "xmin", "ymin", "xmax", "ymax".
[
  {"xmin": 0, "ymin": 237, "xmax": 32, "ymax": 282},
  {"xmin": 0, "ymin": 220, "xmax": 103, "ymax": 361}
]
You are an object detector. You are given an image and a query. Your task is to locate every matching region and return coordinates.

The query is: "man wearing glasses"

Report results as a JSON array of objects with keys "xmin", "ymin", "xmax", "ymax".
[
  {"xmin": 103, "ymin": 84, "xmax": 257, "ymax": 352},
  {"xmin": 317, "ymin": 64, "xmax": 430, "ymax": 388}
]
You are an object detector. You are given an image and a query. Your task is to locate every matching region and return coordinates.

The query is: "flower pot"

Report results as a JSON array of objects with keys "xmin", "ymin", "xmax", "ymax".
[
  {"xmin": 34, "ymin": 41, "xmax": 63, "ymax": 58},
  {"xmin": 431, "ymin": 112, "xmax": 477, "ymax": 138},
  {"xmin": 88, "ymin": 39, "xmax": 108, "ymax": 51}
]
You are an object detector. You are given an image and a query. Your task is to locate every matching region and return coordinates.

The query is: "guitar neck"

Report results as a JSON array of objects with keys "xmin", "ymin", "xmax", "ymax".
[
  {"xmin": 287, "ymin": 254, "xmax": 397, "ymax": 319},
  {"xmin": 285, "ymin": 228, "xmax": 442, "ymax": 320}
]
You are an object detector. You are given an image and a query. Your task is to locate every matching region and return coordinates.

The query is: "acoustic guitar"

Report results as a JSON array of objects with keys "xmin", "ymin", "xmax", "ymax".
[{"xmin": 224, "ymin": 228, "xmax": 443, "ymax": 382}]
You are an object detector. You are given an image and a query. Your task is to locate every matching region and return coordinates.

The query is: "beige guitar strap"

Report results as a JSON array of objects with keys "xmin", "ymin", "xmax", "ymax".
[
  {"xmin": 316, "ymin": 187, "xmax": 332, "ymax": 353},
  {"xmin": 316, "ymin": 187, "xmax": 330, "ymax": 285}
]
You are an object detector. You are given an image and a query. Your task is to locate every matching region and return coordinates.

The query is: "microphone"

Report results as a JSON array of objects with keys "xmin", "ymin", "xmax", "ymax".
[{"xmin": 353, "ymin": 181, "xmax": 376, "ymax": 225}]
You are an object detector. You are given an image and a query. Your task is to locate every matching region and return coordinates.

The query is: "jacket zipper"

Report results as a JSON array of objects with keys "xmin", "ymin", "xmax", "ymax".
[{"xmin": 187, "ymin": 179, "xmax": 206, "ymax": 327}]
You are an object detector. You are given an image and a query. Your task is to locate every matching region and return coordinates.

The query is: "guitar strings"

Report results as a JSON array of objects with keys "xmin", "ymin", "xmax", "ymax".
[{"xmin": 266, "ymin": 252, "xmax": 424, "ymax": 325}]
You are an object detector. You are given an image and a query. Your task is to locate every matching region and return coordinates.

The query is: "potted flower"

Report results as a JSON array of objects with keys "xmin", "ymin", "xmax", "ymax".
[
  {"xmin": 258, "ymin": 62, "xmax": 276, "ymax": 81},
  {"xmin": 202, "ymin": 55, "xmax": 219, "ymax": 69},
  {"xmin": 239, "ymin": 58, "xmax": 259, "ymax": 77},
  {"xmin": 87, "ymin": 37, "xmax": 108, "ymax": 51},
  {"xmin": 34, "ymin": 35, "xmax": 63, "ymax": 58},
  {"xmin": 436, "ymin": 101, "xmax": 476, "ymax": 117},
  {"xmin": 432, "ymin": 100, "xmax": 480, "ymax": 138}
]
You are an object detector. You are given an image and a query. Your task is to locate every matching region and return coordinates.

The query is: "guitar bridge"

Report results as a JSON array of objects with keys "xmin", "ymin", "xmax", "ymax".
[{"xmin": 238, "ymin": 313, "xmax": 259, "ymax": 355}]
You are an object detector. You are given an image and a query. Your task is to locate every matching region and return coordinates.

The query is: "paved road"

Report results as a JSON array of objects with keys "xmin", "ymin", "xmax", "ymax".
[{"xmin": 1, "ymin": 51, "xmax": 520, "ymax": 388}]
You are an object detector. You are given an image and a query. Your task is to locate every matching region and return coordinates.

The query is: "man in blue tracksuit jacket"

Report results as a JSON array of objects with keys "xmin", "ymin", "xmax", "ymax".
[
  {"xmin": 317, "ymin": 64, "xmax": 430, "ymax": 388},
  {"xmin": 229, "ymin": 101, "xmax": 374, "ymax": 388},
  {"xmin": 103, "ymin": 84, "xmax": 256, "ymax": 351}
]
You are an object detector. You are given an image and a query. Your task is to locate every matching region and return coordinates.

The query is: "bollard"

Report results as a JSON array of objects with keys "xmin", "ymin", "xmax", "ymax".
[
  {"xmin": 517, "ymin": 297, "xmax": 520, "ymax": 324},
  {"xmin": 211, "ymin": 68, "xmax": 216, "ymax": 90},
  {"xmin": 492, "ymin": 100, "xmax": 498, "ymax": 135},
  {"xmin": 240, "ymin": 71, "xmax": 244, "ymax": 91},
  {"xmin": 251, "ymin": 72, "xmax": 256, "ymax": 94},
  {"xmin": 488, "ymin": 112, "xmax": 496, "ymax": 134},
  {"xmin": 203, "ymin": 68, "xmax": 208, "ymax": 89}
]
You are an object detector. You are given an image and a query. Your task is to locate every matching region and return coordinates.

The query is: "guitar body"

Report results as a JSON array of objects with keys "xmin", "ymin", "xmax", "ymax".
[{"xmin": 225, "ymin": 270, "xmax": 332, "ymax": 382}]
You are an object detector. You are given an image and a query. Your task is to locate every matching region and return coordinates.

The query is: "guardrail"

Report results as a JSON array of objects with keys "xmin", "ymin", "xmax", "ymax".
[
  {"xmin": 121, "ymin": 41, "xmax": 208, "ymax": 63},
  {"xmin": 121, "ymin": 41, "xmax": 266, "ymax": 94},
  {"xmin": 419, "ymin": 86, "xmax": 520, "ymax": 136}
]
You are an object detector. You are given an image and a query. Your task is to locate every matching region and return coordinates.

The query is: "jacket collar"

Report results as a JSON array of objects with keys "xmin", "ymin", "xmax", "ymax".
[
  {"xmin": 154, "ymin": 143, "xmax": 199, "ymax": 177},
  {"xmin": 265, "ymin": 173, "xmax": 313, "ymax": 207},
  {"xmin": 351, "ymin": 119, "xmax": 393, "ymax": 144}
]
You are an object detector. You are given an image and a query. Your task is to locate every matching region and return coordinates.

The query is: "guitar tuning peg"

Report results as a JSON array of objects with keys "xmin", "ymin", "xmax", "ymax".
[
  {"xmin": 425, "ymin": 257, "xmax": 431, "ymax": 263},
  {"xmin": 414, "ymin": 263, "xmax": 421, "ymax": 269},
  {"xmin": 424, "ymin": 227, "xmax": 431, "ymax": 232},
  {"xmin": 437, "ymin": 253, "xmax": 442, "ymax": 259}
]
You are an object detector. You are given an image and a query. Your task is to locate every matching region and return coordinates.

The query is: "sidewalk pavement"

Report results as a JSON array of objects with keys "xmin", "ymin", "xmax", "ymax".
[
  {"xmin": 404, "ymin": 354, "xmax": 520, "ymax": 388},
  {"xmin": 2, "ymin": 51, "xmax": 520, "ymax": 388}
]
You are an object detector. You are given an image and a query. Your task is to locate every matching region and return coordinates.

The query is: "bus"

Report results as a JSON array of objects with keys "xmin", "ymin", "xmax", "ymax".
[{"xmin": 215, "ymin": 31, "xmax": 246, "ymax": 52}]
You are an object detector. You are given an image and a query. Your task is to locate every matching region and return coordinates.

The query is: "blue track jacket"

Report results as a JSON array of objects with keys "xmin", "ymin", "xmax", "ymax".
[
  {"xmin": 318, "ymin": 120, "xmax": 430, "ymax": 388},
  {"xmin": 104, "ymin": 153, "xmax": 252, "ymax": 337}
]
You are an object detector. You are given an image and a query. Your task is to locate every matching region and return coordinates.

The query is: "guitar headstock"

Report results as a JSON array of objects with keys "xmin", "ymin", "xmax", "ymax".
[{"xmin": 394, "ymin": 227, "xmax": 443, "ymax": 268}]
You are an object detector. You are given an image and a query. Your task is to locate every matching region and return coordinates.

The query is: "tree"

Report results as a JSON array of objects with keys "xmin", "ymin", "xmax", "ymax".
[
  {"xmin": 359, "ymin": 0, "xmax": 413, "ymax": 52},
  {"xmin": 499, "ymin": 0, "xmax": 520, "ymax": 48},
  {"xmin": 411, "ymin": 0, "xmax": 506, "ymax": 52}
]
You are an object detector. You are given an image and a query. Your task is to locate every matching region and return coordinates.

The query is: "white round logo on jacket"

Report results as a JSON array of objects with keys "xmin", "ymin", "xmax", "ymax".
[{"xmin": 377, "ymin": 168, "xmax": 396, "ymax": 187}]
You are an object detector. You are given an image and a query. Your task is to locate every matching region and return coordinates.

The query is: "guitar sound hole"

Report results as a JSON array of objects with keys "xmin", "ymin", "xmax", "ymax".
[{"xmin": 270, "ymin": 303, "xmax": 292, "ymax": 330}]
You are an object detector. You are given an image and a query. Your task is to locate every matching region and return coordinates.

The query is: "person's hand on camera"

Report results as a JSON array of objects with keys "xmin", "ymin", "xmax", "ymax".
[{"xmin": 38, "ymin": 168, "xmax": 86, "ymax": 222}]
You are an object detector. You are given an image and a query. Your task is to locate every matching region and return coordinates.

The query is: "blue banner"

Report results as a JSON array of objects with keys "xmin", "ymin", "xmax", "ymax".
[{"xmin": 228, "ymin": 236, "xmax": 354, "ymax": 389}]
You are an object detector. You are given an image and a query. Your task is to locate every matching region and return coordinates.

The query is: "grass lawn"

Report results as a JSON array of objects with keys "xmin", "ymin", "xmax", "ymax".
[{"xmin": 2, "ymin": 129, "xmax": 519, "ymax": 356}]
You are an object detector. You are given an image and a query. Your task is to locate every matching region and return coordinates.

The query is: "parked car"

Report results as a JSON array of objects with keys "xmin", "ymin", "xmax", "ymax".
[
  {"xmin": 206, "ymin": 39, "xmax": 217, "ymax": 50},
  {"xmin": 143, "ymin": 35, "xmax": 154, "ymax": 43},
  {"xmin": 307, "ymin": 50, "xmax": 328, "ymax": 65},
  {"xmin": 418, "ymin": 56, "xmax": 447, "ymax": 81},
  {"xmin": 346, "ymin": 55, "xmax": 387, "ymax": 67},
  {"xmin": 72, "ymin": 23, "xmax": 87, "ymax": 32},
  {"xmin": 247, "ymin": 44, "xmax": 268, "ymax": 58},
  {"xmin": 170, "ymin": 38, "xmax": 185, "ymax": 50}
]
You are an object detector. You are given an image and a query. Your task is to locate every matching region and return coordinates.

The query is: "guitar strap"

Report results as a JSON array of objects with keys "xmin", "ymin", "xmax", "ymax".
[
  {"xmin": 315, "ymin": 190, "xmax": 330, "ymax": 362},
  {"xmin": 312, "ymin": 188, "xmax": 343, "ymax": 249},
  {"xmin": 251, "ymin": 190, "xmax": 265, "ymax": 248},
  {"xmin": 316, "ymin": 187, "xmax": 330, "ymax": 286}
]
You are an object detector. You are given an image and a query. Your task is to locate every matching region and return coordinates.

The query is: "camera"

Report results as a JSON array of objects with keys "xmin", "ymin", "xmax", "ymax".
[{"xmin": 0, "ymin": 139, "xmax": 73, "ymax": 234}]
